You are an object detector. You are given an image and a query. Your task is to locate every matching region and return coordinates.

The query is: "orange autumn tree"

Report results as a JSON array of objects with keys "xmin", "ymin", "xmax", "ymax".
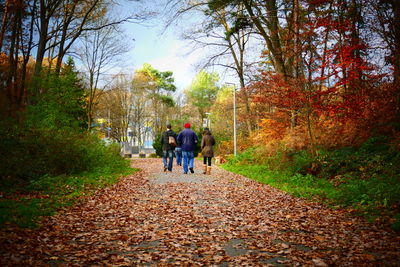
[{"xmin": 249, "ymin": 0, "xmax": 397, "ymax": 155}]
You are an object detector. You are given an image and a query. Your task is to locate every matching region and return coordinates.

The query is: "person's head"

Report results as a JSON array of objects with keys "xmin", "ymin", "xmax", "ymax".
[
  {"xmin": 203, "ymin": 128, "xmax": 211, "ymax": 135},
  {"xmin": 167, "ymin": 124, "xmax": 172, "ymax": 129},
  {"xmin": 184, "ymin": 122, "xmax": 191, "ymax": 129}
]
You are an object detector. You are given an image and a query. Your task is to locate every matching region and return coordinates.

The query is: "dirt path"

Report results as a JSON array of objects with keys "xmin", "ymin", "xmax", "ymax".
[{"xmin": 1, "ymin": 158, "xmax": 399, "ymax": 266}]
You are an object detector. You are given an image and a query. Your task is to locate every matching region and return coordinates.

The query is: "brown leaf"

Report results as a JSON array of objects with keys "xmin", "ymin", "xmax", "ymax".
[{"xmin": 312, "ymin": 258, "xmax": 328, "ymax": 266}]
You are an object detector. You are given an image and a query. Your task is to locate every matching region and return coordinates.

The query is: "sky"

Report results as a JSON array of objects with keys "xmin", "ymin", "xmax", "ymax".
[
  {"xmin": 121, "ymin": 22, "xmax": 201, "ymax": 92},
  {"xmin": 115, "ymin": 0, "xmax": 236, "ymax": 95}
]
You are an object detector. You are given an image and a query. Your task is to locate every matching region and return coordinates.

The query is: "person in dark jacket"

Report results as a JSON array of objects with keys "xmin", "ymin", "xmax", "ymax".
[
  {"xmin": 176, "ymin": 123, "xmax": 198, "ymax": 174},
  {"xmin": 201, "ymin": 128, "xmax": 216, "ymax": 175},
  {"xmin": 160, "ymin": 124, "xmax": 177, "ymax": 172}
]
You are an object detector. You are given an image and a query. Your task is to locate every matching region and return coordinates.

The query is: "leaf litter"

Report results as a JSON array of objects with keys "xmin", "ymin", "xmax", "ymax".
[{"xmin": 0, "ymin": 158, "xmax": 399, "ymax": 266}]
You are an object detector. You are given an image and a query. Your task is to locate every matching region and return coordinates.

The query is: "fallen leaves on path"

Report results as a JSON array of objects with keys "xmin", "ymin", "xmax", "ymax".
[{"xmin": 1, "ymin": 159, "xmax": 399, "ymax": 266}]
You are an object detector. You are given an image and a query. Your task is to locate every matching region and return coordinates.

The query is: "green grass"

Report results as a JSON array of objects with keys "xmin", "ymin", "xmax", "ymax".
[
  {"xmin": 0, "ymin": 161, "xmax": 138, "ymax": 228},
  {"xmin": 222, "ymin": 138, "xmax": 400, "ymax": 231},
  {"xmin": 223, "ymin": 163, "xmax": 400, "ymax": 230},
  {"xmin": 222, "ymin": 164, "xmax": 333, "ymax": 201}
]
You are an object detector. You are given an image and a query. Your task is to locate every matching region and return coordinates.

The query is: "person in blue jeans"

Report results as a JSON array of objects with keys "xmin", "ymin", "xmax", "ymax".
[
  {"xmin": 160, "ymin": 124, "xmax": 177, "ymax": 172},
  {"xmin": 175, "ymin": 146, "xmax": 182, "ymax": 166},
  {"xmin": 177, "ymin": 123, "xmax": 198, "ymax": 174}
]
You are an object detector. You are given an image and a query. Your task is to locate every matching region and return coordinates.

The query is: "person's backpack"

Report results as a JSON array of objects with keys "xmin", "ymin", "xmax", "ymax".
[{"xmin": 168, "ymin": 135, "xmax": 176, "ymax": 147}]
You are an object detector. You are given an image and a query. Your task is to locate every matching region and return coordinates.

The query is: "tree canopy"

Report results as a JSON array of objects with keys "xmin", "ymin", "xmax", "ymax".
[{"xmin": 185, "ymin": 70, "xmax": 221, "ymax": 120}]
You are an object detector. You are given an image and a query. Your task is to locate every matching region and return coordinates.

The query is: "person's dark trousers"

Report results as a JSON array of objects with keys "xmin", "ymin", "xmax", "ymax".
[
  {"xmin": 162, "ymin": 150, "xmax": 174, "ymax": 171},
  {"xmin": 203, "ymin": 157, "xmax": 212, "ymax": 166}
]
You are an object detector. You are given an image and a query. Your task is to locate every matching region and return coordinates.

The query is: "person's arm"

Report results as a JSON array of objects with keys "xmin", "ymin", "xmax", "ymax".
[
  {"xmin": 201, "ymin": 135, "xmax": 205, "ymax": 149},
  {"xmin": 211, "ymin": 135, "xmax": 216, "ymax": 146},
  {"xmin": 194, "ymin": 132, "xmax": 198, "ymax": 144}
]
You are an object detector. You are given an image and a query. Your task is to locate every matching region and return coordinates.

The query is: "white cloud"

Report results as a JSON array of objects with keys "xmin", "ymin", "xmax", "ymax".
[
  {"xmin": 147, "ymin": 39, "xmax": 203, "ymax": 92},
  {"xmin": 119, "ymin": 21, "xmax": 238, "ymax": 94}
]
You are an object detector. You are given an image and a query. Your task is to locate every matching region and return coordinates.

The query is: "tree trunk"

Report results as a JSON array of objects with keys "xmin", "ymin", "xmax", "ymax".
[
  {"xmin": 6, "ymin": 1, "xmax": 19, "ymax": 118},
  {"xmin": 0, "ymin": 0, "xmax": 10, "ymax": 53},
  {"xmin": 242, "ymin": 0, "xmax": 287, "ymax": 78},
  {"xmin": 290, "ymin": 0, "xmax": 300, "ymax": 129},
  {"xmin": 337, "ymin": 0, "xmax": 348, "ymax": 93},
  {"xmin": 55, "ymin": 28, "xmax": 68, "ymax": 75},
  {"xmin": 33, "ymin": 0, "xmax": 63, "ymax": 86},
  {"xmin": 19, "ymin": 0, "xmax": 37, "ymax": 116},
  {"xmin": 222, "ymin": 7, "xmax": 253, "ymax": 136},
  {"xmin": 349, "ymin": 0, "xmax": 363, "ymax": 92},
  {"xmin": 264, "ymin": 0, "xmax": 287, "ymax": 79},
  {"xmin": 393, "ymin": 0, "xmax": 400, "ymax": 120},
  {"xmin": 33, "ymin": 0, "xmax": 50, "ymax": 82},
  {"xmin": 13, "ymin": 4, "xmax": 23, "ymax": 117},
  {"xmin": 55, "ymin": 2, "xmax": 77, "ymax": 75}
]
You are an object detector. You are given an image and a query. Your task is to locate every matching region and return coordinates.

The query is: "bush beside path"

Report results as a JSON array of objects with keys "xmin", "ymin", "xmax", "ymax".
[{"xmin": 1, "ymin": 158, "xmax": 399, "ymax": 266}]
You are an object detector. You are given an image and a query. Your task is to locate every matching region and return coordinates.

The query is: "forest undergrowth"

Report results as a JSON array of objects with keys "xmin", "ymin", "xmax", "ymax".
[{"xmin": 0, "ymin": 62, "xmax": 138, "ymax": 228}]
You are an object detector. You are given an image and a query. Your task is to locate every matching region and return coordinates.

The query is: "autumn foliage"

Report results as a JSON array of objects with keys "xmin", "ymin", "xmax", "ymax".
[
  {"xmin": 250, "ymin": 73, "xmax": 397, "ymax": 151},
  {"xmin": 241, "ymin": 0, "xmax": 399, "ymax": 155}
]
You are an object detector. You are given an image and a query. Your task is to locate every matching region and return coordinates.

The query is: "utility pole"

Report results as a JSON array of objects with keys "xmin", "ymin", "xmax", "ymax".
[{"xmin": 108, "ymin": 109, "xmax": 111, "ymax": 138}]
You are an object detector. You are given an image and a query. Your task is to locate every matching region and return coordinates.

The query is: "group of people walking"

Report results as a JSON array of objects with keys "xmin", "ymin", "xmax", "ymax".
[{"xmin": 160, "ymin": 123, "xmax": 215, "ymax": 175}]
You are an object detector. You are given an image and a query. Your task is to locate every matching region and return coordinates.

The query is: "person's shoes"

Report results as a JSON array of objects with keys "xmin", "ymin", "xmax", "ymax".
[
  {"xmin": 184, "ymin": 172, "xmax": 188, "ymax": 174},
  {"xmin": 189, "ymin": 167, "xmax": 194, "ymax": 173},
  {"xmin": 164, "ymin": 167, "xmax": 167, "ymax": 172},
  {"xmin": 206, "ymin": 166, "xmax": 212, "ymax": 175},
  {"xmin": 168, "ymin": 168, "xmax": 172, "ymax": 172},
  {"xmin": 203, "ymin": 165, "xmax": 207, "ymax": 174}
]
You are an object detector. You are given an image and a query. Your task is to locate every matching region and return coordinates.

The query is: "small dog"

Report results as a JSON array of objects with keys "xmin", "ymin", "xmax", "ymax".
[{"xmin": 214, "ymin": 156, "xmax": 226, "ymax": 165}]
